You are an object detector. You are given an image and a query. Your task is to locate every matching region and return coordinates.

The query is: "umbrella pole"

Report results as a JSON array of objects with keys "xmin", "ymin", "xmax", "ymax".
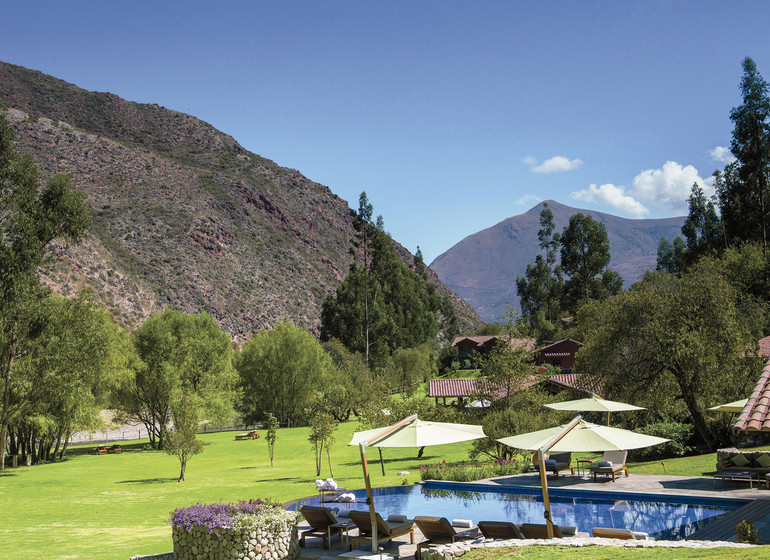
[
  {"xmin": 359, "ymin": 443, "xmax": 379, "ymax": 553},
  {"xmin": 378, "ymin": 448, "xmax": 386, "ymax": 476},
  {"xmin": 537, "ymin": 449, "xmax": 554, "ymax": 538},
  {"xmin": 607, "ymin": 411, "xmax": 610, "ymax": 426}
]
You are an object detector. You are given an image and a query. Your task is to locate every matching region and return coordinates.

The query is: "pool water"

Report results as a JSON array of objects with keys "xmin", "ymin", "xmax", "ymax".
[{"xmin": 293, "ymin": 483, "xmax": 740, "ymax": 540}]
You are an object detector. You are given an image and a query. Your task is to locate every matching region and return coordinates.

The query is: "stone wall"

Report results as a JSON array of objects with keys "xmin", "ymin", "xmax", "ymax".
[
  {"xmin": 716, "ymin": 448, "xmax": 770, "ymax": 470},
  {"xmin": 172, "ymin": 522, "xmax": 298, "ymax": 560}
]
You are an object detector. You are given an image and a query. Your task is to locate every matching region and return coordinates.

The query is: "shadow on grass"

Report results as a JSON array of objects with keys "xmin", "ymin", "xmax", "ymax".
[
  {"xmin": 117, "ymin": 477, "xmax": 178, "ymax": 484},
  {"xmin": 340, "ymin": 454, "xmax": 441, "ymax": 467},
  {"xmin": 0, "ymin": 471, "xmax": 18, "ymax": 477}
]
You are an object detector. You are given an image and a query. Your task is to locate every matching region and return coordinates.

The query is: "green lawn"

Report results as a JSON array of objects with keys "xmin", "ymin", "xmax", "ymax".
[
  {"xmin": 0, "ymin": 420, "xmax": 474, "ymax": 559},
  {"xmin": 0, "ymin": 421, "xmax": 764, "ymax": 559}
]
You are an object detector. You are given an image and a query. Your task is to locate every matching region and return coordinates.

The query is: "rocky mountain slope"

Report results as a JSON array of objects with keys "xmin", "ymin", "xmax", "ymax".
[
  {"xmin": 430, "ymin": 200, "xmax": 684, "ymax": 322},
  {"xmin": 0, "ymin": 61, "xmax": 482, "ymax": 339}
]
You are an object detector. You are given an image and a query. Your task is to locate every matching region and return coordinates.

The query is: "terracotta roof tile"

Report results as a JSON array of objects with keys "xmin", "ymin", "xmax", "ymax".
[
  {"xmin": 429, "ymin": 378, "xmax": 478, "ymax": 398},
  {"xmin": 734, "ymin": 358, "xmax": 770, "ymax": 432}
]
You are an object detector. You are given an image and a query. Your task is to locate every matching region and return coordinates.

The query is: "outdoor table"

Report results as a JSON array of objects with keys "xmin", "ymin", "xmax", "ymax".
[
  {"xmin": 330, "ymin": 520, "xmax": 356, "ymax": 549},
  {"xmin": 575, "ymin": 458, "xmax": 594, "ymax": 476},
  {"xmin": 713, "ymin": 471, "xmax": 756, "ymax": 489}
]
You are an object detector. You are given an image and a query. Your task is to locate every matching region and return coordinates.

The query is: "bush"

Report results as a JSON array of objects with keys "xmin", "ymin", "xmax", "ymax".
[
  {"xmin": 736, "ymin": 519, "xmax": 760, "ymax": 544},
  {"xmin": 168, "ymin": 498, "xmax": 288, "ymax": 536},
  {"xmin": 631, "ymin": 421, "xmax": 693, "ymax": 461},
  {"xmin": 419, "ymin": 457, "xmax": 524, "ymax": 482}
]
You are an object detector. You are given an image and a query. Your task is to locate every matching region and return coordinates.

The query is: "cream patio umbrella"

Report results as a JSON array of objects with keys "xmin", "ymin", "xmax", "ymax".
[
  {"xmin": 349, "ymin": 415, "xmax": 486, "ymax": 553},
  {"xmin": 544, "ymin": 395, "xmax": 645, "ymax": 425},
  {"xmin": 708, "ymin": 398, "xmax": 750, "ymax": 413},
  {"xmin": 497, "ymin": 416, "xmax": 670, "ymax": 538}
]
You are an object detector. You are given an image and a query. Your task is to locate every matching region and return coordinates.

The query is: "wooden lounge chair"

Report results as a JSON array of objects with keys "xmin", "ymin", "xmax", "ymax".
[
  {"xmin": 299, "ymin": 505, "xmax": 340, "ymax": 549},
  {"xmin": 348, "ymin": 510, "xmax": 415, "ymax": 551},
  {"xmin": 413, "ymin": 516, "xmax": 479, "ymax": 559},
  {"xmin": 592, "ymin": 527, "xmax": 636, "ymax": 540},
  {"xmin": 477, "ymin": 521, "xmax": 525, "ymax": 540},
  {"xmin": 109, "ymin": 444, "xmax": 122, "ymax": 453},
  {"xmin": 89, "ymin": 445, "xmax": 108, "ymax": 455},
  {"xmin": 519, "ymin": 523, "xmax": 565, "ymax": 539},
  {"xmin": 235, "ymin": 430, "xmax": 259, "ymax": 440},
  {"xmin": 590, "ymin": 450, "xmax": 629, "ymax": 482},
  {"xmin": 544, "ymin": 452, "xmax": 573, "ymax": 479}
]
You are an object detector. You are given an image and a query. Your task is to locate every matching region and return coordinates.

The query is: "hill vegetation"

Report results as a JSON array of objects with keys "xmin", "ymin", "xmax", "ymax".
[{"xmin": 0, "ymin": 60, "xmax": 481, "ymax": 338}]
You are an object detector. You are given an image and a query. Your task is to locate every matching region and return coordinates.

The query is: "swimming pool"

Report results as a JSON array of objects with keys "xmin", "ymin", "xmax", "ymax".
[{"xmin": 292, "ymin": 482, "xmax": 744, "ymax": 540}]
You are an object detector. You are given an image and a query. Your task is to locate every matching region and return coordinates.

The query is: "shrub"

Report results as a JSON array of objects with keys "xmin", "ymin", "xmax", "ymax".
[
  {"xmin": 168, "ymin": 498, "xmax": 288, "ymax": 536},
  {"xmin": 419, "ymin": 457, "xmax": 523, "ymax": 482},
  {"xmin": 631, "ymin": 421, "xmax": 693, "ymax": 461},
  {"xmin": 736, "ymin": 519, "xmax": 760, "ymax": 544}
]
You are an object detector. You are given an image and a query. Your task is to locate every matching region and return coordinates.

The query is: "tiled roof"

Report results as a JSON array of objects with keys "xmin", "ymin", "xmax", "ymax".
[
  {"xmin": 546, "ymin": 373, "xmax": 601, "ymax": 395},
  {"xmin": 429, "ymin": 373, "xmax": 600, "ymax": 399},
  {"xmin": 451, "ymin": 335, "xmax": 536, "ymax": 350},
  {"xmin": 429, "ymin": 378, "xmax": 478, "ymax": 397},
  {"xmin": 539, "ymin": 338, "xmax": 584, "ymax": 352},
  {"xmin": 734, "ymin": 358, "xmax": 770, "ymax": 432}
]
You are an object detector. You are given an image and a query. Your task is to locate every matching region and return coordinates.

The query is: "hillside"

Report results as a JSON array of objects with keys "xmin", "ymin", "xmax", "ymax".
[
  {"xmin": 0, "ymin": 61, "xmax": 482, "ymax": 339},
  {"xmin": 430, "ymin": 200, "xmax": 684, "ymax": 322}
]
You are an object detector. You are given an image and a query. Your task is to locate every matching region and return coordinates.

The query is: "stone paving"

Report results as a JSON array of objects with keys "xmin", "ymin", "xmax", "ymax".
[{"xmin": 297, "ymin": 472, "xmax": 770, "ymax": 559}]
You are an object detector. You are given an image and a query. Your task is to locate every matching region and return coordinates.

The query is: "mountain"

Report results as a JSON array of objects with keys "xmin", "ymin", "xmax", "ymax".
[
  {"xmin": 430, "ymin": 200, "xmax": 685, "ymax": 322},
  {"xmin": 0, "ymin": 61, "xmax": 482, "ymax": 339}
]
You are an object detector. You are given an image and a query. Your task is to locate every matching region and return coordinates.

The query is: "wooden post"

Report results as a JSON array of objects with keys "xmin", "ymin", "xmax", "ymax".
[{"xmin": 537, "ymin": 449, "xmax": 554, "ymax": 538}]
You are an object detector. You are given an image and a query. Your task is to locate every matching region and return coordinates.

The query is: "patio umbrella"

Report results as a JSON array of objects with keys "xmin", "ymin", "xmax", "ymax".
[
  {"xmin": 349, "ymin": 415, "xmax": 486, "ymax": 552},
  {"xmin": 708, "ymin": 398, "xmax": 749, "ymax": 413},
  {"xmin": 544, "ymin": 395, "xmax": 645, "ymax": 425},
  {"xmin": 497, "ymin": 416, "xmax": 669, "ymax": 538}
]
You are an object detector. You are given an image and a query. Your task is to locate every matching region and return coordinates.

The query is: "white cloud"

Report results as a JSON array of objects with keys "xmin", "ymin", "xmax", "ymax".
[
  {"xmin": 514, "ymin": 194, "xmax": 542, "ymax": 206},
  {"xmin": 710, "ymin": 145, "xmax": 735, "ymax": 164},
  {"xmin": 530, "ymin": 155, "xmax": 583, "ymax": 173},
  {"xmin": 630, "ymin": 161, "xmax": 710, "ymax": 213},
  {"xmin": 521, "ymin": 155, "xmax": 537, "ymax": 166},
  {"xmin": 571, "ymin": 183, "xmax": 650, "ymax": 218},
  {"xmin": 571, "ymin": 161, "xmax": 712, "ymax": 217}
]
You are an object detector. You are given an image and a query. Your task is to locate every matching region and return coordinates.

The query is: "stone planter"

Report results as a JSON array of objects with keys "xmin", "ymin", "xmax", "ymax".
[{"xmin": 173, "ymin": 520, "xmax": 299, "ymax": 560}]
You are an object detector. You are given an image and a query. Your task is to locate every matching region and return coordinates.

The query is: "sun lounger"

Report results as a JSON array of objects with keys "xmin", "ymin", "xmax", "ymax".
[
  {"xmin": 592, "ymin": 527, "xmax": 652, "ymax": 540},
  {"xmin": 235, "ymin": 430, "xmax": 259, "ymax": 440},
  {"xmin": 592, "ymin": 527, "xmax": 635, "ymax": 540},
  {"xmin": 544, "ymin": 452, "xmax": 573, "ymax": 479},
  {"xmin": 477, "ymin": 521, "xmax": 525, "ymax": 540},
  {"xmin": 590, "ymin": 450, "xmax": 629, "ymax": 482},
  {"xmin": 299, "ymin": 505, "xmax": 340, "ymax": 549},
  {"xmin": 520, "ymin": 523, "xmax": 566, "ymax": 539},
  {"xmin": 413, "ymin": 516, "xmax": 479, "ymax": 559},
  {"xmin": 348, "ymin": 510, "xmax": 415, "ymax": 551},
  {"xmin": 88, "ymin": 445, "xmax": 108, "ymax": 455}
]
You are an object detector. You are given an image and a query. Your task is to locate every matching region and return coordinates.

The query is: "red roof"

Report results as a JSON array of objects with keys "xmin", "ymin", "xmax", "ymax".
[
  {"xmin": 429, "ymin": 373, "xmax": 599, "ymax": 399},
  {"xmin": 429, "ymin": 379, "xmax": 478, "ymax": 398},
  {"xmin": 452, "ymin": 335, "xmax": 536, "ymax": 351},
  {"xmin": 734, "ymin": 358, "xmax": 770, "ymax": 432}
]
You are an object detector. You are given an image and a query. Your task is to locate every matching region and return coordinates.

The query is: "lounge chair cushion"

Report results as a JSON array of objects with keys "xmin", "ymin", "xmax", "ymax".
[
  {"xmin": 544, "ymin": 459, "xmax": 556, "ymax": 466},
  {"xmin": 731, "ymin": 454, "xmax": 750, "ymax": 467},
  {"xmin": 596, "ymin": 461, "xmax": 612, "ymax": 468},
  {"xmin": 756, "ymin": 453, "xmax": 770, "ymax": 468},
  {"xmin": 388, "ymin": 514, "xmax": 408, "ymax": 523},
  {"xmin": 452, "ymin": 519, "xmax": 472, "ymax": 528}
]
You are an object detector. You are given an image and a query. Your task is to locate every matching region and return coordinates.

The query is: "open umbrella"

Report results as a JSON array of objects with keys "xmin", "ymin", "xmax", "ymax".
[
  {"xmin": 708, "ymin": 398, "xmax": 749, "ymax": 413},
  {"xmin": 544, "ymin": 395, "xmax": 645, "ymax": 425},
  {"xmin": 497, "ymin": 416, "xmax": 669, "ymax": 538},
  {"xmin": 349, "ymin": 415, "xmax": 486, "ymax": 552}
]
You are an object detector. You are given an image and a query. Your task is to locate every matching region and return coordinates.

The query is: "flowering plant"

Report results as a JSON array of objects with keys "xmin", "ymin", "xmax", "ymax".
[{"xmin": 169, "ymin": 498, "xmax": 287, "ymax": 535}]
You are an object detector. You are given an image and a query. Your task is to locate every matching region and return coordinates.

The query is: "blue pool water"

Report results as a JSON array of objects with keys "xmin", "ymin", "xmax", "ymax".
[{"xmin": 292, "ymin": 482, "xmax": 742, "ymax": 541}]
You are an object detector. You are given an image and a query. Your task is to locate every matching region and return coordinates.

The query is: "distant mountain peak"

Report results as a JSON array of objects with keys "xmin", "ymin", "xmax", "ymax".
[{"xmin": 430, "ymin": 201, "xmax": 684, "ymax": 322}]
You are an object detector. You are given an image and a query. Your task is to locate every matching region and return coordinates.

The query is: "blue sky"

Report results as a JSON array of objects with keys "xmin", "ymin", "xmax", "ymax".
[{"xmin": 3, "ymin": 1, "xmax": 770, "ymax": 263}]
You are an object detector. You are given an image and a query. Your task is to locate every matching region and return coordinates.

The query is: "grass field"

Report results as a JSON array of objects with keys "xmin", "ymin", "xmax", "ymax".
[{"xmin": 0, "ymin": 420, "xmax": 764, "ymax": 559}]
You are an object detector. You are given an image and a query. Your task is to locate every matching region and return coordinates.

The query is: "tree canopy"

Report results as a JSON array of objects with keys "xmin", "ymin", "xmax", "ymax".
[
  {"xmin": 0, "ymin": 107, "xmax": 91, "ymax": 470},
  {"xmin": 575, "ymin": 267, "xmax": 763, "ymax": 451},
  {"xmin": 236, "ymin": 319, "xmax": 334, "ymax": 427}
]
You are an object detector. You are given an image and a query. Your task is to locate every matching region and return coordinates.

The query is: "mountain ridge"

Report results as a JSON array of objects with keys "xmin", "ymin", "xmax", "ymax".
[
  {"xmin": 430, "ymin": 200, "xmax": 685, "ymax": 322},
  {"xmin": 0, "ymin": 60, "xmax": 482, "ymax": 339}
]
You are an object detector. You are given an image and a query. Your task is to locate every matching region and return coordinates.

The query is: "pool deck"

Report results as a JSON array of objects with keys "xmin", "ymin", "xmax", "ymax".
[{"xmin": 297, "ymin": 472, "xmax": 770, "ymax": 559}]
